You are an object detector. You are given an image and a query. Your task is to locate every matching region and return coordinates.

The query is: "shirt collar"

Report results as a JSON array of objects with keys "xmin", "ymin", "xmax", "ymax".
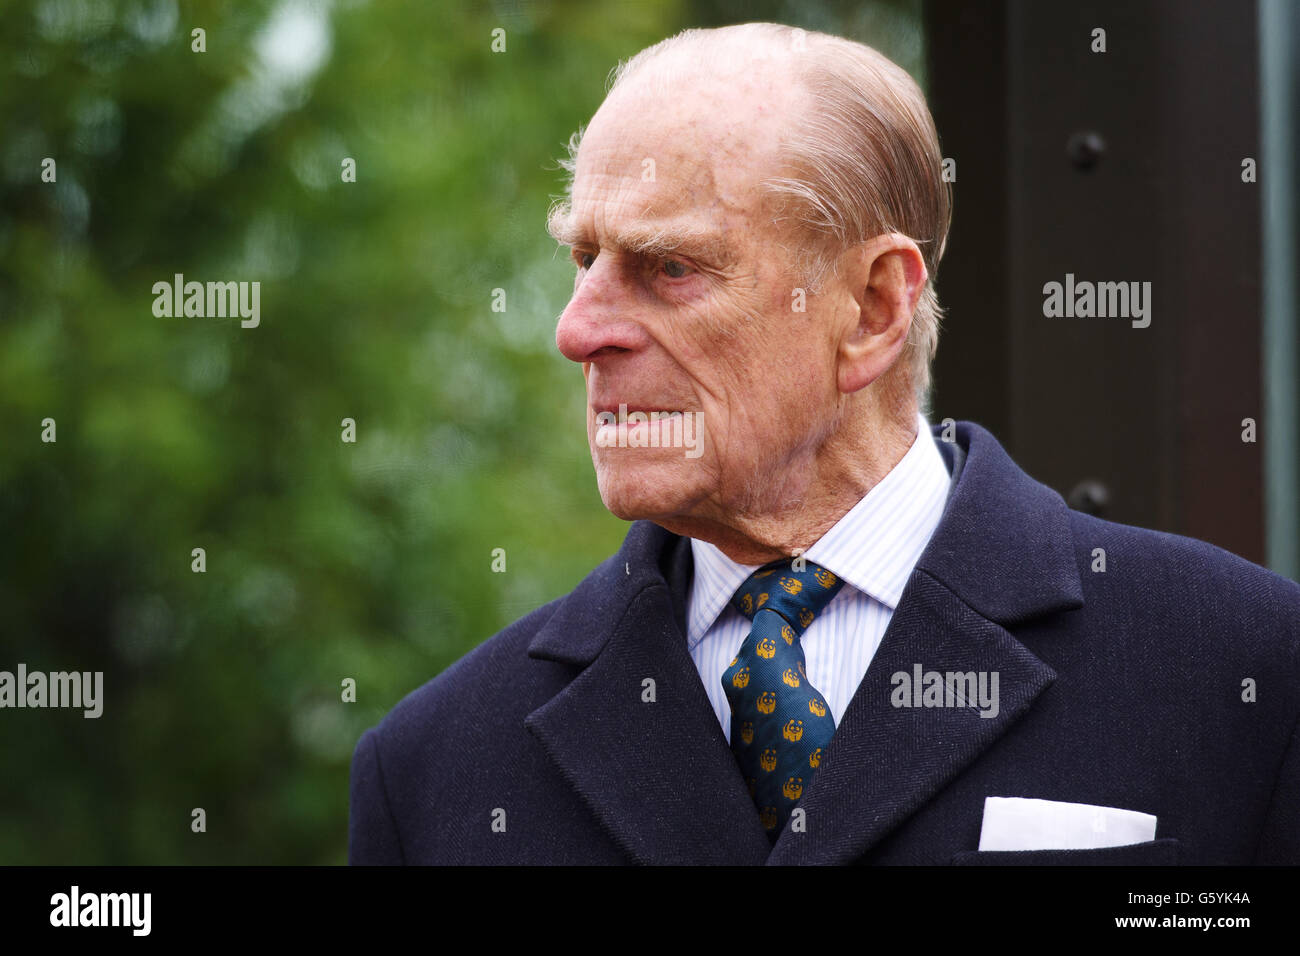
[{"xmin": 686, "ymin": 412, "xmax": 952, "ymax": 647}]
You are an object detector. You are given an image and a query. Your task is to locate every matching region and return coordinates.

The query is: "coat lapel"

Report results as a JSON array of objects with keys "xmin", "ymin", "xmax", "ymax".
[
  {"xmin": 767, "ymin": 422, "xmax": 1085, "ymax": 864},
  {"xmin": 525, "ymin": 523, "xmax": 772, "ymax": 864},
  {"xmin": 764, "ymin": 571, "xmax": 1058, "ymax": 864}
]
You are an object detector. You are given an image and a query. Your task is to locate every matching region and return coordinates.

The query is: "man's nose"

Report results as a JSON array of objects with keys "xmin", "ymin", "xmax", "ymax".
[{"xmin": 555, "ymin": 258, "xmax": 651, "ymax": 363}]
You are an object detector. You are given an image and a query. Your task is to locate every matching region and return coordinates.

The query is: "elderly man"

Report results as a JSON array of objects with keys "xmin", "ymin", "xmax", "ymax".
[{"xmin": 349, "ymin": 23, "xmax": 1299, "ymax": 864}]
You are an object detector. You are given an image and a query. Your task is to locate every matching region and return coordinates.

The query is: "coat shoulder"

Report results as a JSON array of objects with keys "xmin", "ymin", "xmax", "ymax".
[
  {"xmin": 375, "ymin": 595, "xmax": 567, "ymax": 742},
  {"xmin": 1066, "ymin": 509, "xmax": 1300, "ymax": 662}
]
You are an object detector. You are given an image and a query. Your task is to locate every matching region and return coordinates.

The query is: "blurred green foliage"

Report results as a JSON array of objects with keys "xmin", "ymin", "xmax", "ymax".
[{"xmin": 0, "ymin": 0, "xmax": 920, "ymax": 863}]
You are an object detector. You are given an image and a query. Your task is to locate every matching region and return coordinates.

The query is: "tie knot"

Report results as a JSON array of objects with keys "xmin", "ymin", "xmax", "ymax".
[{"xmin": 729, "ymin": 558, "xmax": 845, "ymax": 635}]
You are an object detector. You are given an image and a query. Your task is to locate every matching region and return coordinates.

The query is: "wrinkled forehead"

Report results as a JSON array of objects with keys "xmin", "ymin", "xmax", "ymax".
[{"xmin": 571, "ymin": 66, "xmax": 801, "ymax": 227}]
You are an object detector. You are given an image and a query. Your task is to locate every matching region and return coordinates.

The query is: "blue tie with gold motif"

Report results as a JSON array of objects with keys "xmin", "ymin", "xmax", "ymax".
[{"xmin": 722, "ymin": 558, "xmax": 845, "ymax": 840}]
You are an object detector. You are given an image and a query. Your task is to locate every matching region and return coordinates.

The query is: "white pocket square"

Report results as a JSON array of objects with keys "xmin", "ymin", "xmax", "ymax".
[{"xmin": 978, "ymin": 796, "xmax": 1158, "ymax": 851}]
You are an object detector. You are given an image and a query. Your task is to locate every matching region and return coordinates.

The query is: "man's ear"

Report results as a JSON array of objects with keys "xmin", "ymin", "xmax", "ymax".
[{"xmin": 836, "ymin": 234, "xmax": 927, "ymax": 395}]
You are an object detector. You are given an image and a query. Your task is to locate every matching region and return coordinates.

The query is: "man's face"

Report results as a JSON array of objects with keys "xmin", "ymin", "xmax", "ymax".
[{"xmin": 554, "ymin": 65, "xmax": 857, "ymax": 533}]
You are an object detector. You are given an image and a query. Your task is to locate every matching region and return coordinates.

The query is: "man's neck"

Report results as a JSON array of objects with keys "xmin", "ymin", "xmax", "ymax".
[{"xmin": 655, "ymin": 410, "xmax": 921, "ymax": 565}]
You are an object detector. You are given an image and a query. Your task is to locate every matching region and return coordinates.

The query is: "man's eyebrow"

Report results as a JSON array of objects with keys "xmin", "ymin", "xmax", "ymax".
[{"xmin": 547, "ymin": 211, "xmax": 737, "ymax": 267}]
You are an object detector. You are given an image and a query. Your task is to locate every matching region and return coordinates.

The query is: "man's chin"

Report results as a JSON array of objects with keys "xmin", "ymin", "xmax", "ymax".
[
  {"xmin": 593, "ymin": 464, "xmax": 697, "ymax": 523},
  {"xmin": 597, "ymin": 487, "xmax": 682, "ymax": 523}
]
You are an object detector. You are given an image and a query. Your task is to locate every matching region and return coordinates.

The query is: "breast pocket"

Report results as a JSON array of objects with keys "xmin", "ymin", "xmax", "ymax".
[{"xmin": 950, "ymin": 838, "xmax": 1180, "ymax": 865}]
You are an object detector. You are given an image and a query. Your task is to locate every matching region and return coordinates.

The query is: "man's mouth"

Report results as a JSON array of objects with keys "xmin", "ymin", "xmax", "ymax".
[
  {"xmin": 592, "ymin": 403, "xmax": 684, "ymax": 424},
  {"xmin": 588, "ymin": 402, "xmax": 705, "ymax": 458}
]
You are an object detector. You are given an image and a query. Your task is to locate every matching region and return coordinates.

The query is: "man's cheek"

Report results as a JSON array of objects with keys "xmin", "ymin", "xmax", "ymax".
[{"xmin": 693, "ymin": 284, "xmax": 762, "ymax": 332}]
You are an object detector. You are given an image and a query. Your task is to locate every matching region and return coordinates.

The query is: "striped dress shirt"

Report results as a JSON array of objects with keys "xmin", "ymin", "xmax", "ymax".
[{"xmin": 687, "ymin": 413, "xmax": 953, "ymax": 741}]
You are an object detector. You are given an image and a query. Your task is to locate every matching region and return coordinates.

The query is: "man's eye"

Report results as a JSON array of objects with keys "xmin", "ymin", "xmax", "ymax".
[
  {"xmin": 577, "ymin": 251, "xmax": 595, "ymax": 270},
  {"xmin": 662, "ymin": 259, "xmax": 689, "ymax": 278}
]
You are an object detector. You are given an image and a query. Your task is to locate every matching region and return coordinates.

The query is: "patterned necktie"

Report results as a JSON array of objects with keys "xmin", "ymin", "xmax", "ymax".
[{"xmin": 722, "ymin": 558, "xmax": 845, "ymax": 840}]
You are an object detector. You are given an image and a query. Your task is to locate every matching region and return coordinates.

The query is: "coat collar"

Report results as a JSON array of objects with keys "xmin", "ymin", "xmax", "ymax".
[
  {"xmin": 918, "ymin": 420, "xmax": 1084, "ymax": 623},
  {"xmin": 525, "ymin": 520, "xmax": 689, "ymax": 667},
  {"xmin": 526, "ymin": 421, "xmax": 1083, "ymax": 864}
]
